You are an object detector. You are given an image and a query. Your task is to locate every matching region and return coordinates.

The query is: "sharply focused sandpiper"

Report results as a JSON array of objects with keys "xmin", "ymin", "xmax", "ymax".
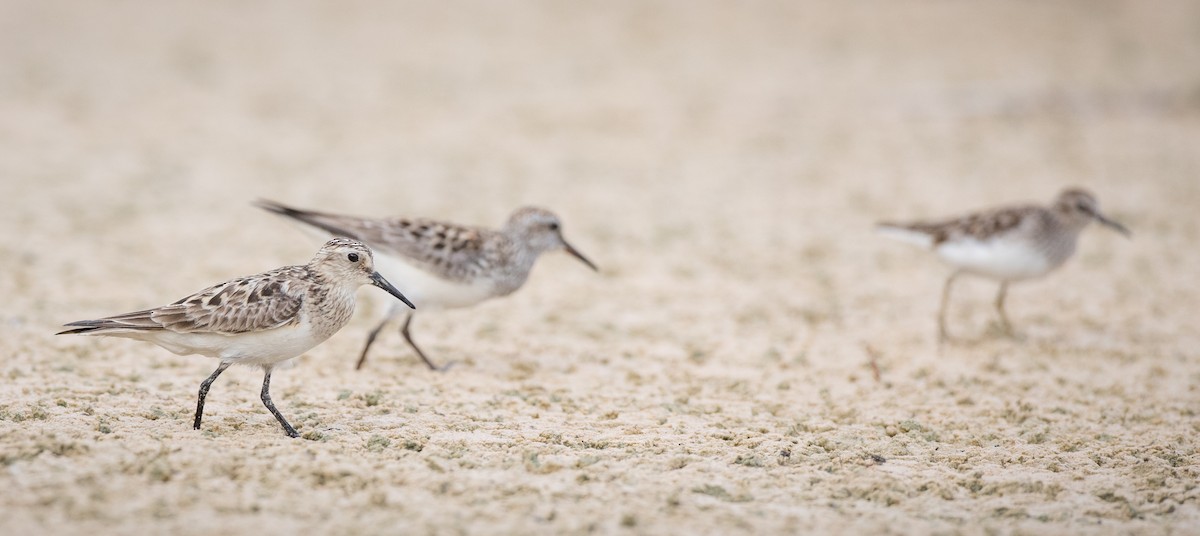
[
  {"xmin": 58, "ymin": 238, "xmax": 414, "ymax": 438},
  {"xmin": 255, "ymin": 200, "xmax": 597, "ymax": 371},
  {"xmin": 877, "ymin": 188, "xmax": 1129, "ymax": 341}
]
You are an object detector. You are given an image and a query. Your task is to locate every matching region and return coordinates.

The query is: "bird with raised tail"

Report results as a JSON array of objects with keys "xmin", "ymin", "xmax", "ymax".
[
  {"xmin": 58, "ymin": 238, "xmax": 415, "ymax": 438},
  {"xmin": 877, "ymin": 188, "xmax": 1129, "ymax": 341},
  {"xmin": 255, "ymin": 201, "xmax": 598, "ymax": 371}
]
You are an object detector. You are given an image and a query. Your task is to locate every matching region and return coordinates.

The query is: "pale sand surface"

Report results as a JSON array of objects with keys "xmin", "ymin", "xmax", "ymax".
[{"xmin": 2, "ymin": 1, "xmax": 1199, "ymax": 534}]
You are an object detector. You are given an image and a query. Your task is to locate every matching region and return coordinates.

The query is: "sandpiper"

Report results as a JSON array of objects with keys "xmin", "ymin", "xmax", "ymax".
[
  {"xmin": 255, "ymin": 200, "xmax": 597, "ymax": 371},
  {"xmin": 58, "ymin": 238, "xmax": 414, "ymax": 437},
  {"xmin": 877, "ymin": 188, "xmax": 1129, "ymax": 341}
]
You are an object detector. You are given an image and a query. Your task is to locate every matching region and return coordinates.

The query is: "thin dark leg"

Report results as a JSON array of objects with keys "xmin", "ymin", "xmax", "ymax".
[
  {"xmin": 260, "ymin": 368, "xmax": 299, "ymax": 438},
  {"xmin": 194, "ymin": 361, "xmax": 232, "ymax": 430},
  {"xmin": 401, "ymin": 313, "xmax": 445, "ymax": 371},
  {"xmin": 355, "ymin": 317, "xmax": 391, "ymax": 370},
  {"xmin": 995, "ymin": 282, "xmax": 1014, "ymax": 336},
  {"xmin": 938, "ymin": 271, "xmax": 962, "ymax": 344}
]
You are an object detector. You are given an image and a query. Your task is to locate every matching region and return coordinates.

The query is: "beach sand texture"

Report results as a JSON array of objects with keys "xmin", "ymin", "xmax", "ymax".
[{"xmin": 1, "ymin": 1, "xmax": 1199, "ymax": 533}]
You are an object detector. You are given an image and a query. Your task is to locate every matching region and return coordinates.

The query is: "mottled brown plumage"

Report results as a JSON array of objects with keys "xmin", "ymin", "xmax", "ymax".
[
  {"xmin": 903, "ymin": 205, "xmax": 1042, "ymax": 246},
  {"xmin": 60, "ymin": 267, "xmax": 309, "ymax": 335},
  {"xmin": 332, "ymin": 216, "xmax": 496, "ymax": 281},
  {"xmin": 254, "ymin": 202, "xmax": 509, "ymax": 282}
]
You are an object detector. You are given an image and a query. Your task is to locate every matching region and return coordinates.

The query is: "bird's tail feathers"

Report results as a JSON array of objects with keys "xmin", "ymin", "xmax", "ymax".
[
  {"xmin": 254, "ymin": 199, "xmax": 360, "ymax": 240},
  {"xmin": 875, "ymin": 223, "xmax": 936, "ymax": 249},
  {"xmin": 57, "ymin": 312, "xmax": 162, "ymax": 335}
]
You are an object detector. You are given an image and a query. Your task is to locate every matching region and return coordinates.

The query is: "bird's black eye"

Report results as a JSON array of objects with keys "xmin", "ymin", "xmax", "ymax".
[
  {"xmin": 347, "ymin": 253, "xmax": 360, "ymax": 262},
  {"xmin": 548, "ymin": 222, "xmax": 560, "ymax": 231}
]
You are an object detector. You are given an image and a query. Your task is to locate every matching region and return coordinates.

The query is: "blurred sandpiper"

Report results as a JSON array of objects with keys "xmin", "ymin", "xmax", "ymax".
[
  {"xmin": 256, "ymin": 200, "xmax": 597, "ymax": 370},
  {"xmin": 877, "ymin": 188, "xmax": 1129, "ymax": 341}
]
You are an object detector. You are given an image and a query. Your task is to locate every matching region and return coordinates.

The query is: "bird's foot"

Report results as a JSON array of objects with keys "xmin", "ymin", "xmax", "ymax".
[{"xmin": 430, "ymin": 360, "xmax": 459, "ymax": 373}]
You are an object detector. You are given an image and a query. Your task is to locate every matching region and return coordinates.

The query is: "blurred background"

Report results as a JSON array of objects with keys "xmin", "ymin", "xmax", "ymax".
[
  {"xmin": 1, "ymin": 1, "xmax": 1198, "ymax": 533},
  {"xmin": 3, "ymin": 0, "xmax": 1197, "ymax": 322},
  {"xmin": 3, "ymin": 0, "xmax": 1197, "ymax": 357}
]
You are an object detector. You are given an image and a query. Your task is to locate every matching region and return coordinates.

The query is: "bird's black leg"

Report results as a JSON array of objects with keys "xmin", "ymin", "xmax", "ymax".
[
  {"xmin": 195, "ymin": 361, "xmax": 232, "ymax": 431},
  {"xmin": 401, "ymin": 313, "xmax": 451, "ymax": 372},
  {"xmin": 260, "ymin": 367, "xmax": 299, "ymax": 438},
  {"xmin": 355, "ymin": 316, "xmax": 392, "ymax": 370}
]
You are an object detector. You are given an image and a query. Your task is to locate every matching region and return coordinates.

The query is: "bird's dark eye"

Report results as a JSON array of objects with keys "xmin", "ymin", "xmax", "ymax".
[
  {"xmin": 548, "ymin": 222, "xmax": 560, "ymax": 231},
  {"xmin": 347, "ymin": 253, "xmax": 360, "ymax": 262}
]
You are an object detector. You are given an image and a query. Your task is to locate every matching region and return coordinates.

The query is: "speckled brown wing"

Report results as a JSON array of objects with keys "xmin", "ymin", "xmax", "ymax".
[
  {"xmin": 905, "ymin": 205, "xmax": 1038, "ymax": 245},
  {"xmin": 363, "ymin": 217, "xmax": 498, "ymax": 275},
  {"xmin": 256, "ymin": 200, "xmax": 499, "ymax": 281},
  {"xmin": 60, "ymin": 266, "xmax": 308, "ymax": 335}
]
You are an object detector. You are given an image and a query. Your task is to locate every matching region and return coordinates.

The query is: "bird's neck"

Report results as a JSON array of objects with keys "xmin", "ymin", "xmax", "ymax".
[{"xmin": 305, "ymin": 267, "xmax": 358, "ymax": 309}]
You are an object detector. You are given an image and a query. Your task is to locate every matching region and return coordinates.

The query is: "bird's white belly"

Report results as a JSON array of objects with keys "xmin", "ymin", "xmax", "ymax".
[
  {"xmin": 374, "ymin": 254, "xmax": 495, "ymax": 311},
  {"xmin": 142, "ymin": 322, "xmax": 325, "ymax": 366},
  {"xmin": 935, "ymin": 238, "xmax": 1054, "ymax": 281}
]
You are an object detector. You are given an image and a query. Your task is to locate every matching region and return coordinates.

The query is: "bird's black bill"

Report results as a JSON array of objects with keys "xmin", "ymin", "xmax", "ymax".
[
  {"xmin": 563, "ymin": 242, "xmax": 598, "ymax": 272},
  {"xmin": 369, "ymin": 272, "xmax": 416, "ymax": 309},
  {"xmin": 1093, "ymin": 212, "xmax": 1131, "ymax": 237}
]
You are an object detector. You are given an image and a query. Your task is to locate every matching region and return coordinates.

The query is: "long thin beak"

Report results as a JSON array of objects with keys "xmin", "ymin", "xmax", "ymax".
[
  {"xmin": 562, "ymin": 240, "xmax": 598, "ymax": 272},
  {"xmin": 369, "ymin": 272, "xmax": 416, "ymax": 309},
  {"xmin": 1092, "ymin": 211, "xmax": 1131, "ymax": 238}
]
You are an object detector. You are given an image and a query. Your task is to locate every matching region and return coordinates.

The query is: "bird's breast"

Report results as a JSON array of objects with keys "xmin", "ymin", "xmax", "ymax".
[{"xmin": 374, "ymin": 253, "xmax": 500, "ymax": 310}]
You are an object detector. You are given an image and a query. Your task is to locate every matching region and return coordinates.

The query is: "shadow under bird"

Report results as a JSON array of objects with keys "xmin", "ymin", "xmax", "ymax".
[
  {"xmin": 255, "ymin": 200, "xmax": 598, "ymax": 371},
  {"xmin": 876, "ymin": 187, "xmax": 1129, "ymax": 341},
  {"xmin": 57, "ymin": 238, "xmax": 414, "ymax": 438}
]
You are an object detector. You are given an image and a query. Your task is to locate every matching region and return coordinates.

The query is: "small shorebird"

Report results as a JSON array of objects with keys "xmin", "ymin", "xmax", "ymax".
[
  {"xmin": 58, "ymin": 238, "xmax": 414, "ymax": 437},
  {"xmin": 877, "ymin": 188, "xmax": 1129, "ymax": 341},
  {"xmin": 255, "ymin": 200, "xmax": 597, "ymax": 371}
]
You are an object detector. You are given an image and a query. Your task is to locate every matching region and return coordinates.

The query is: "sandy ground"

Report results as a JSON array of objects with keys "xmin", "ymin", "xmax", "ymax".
[{"xmin": 2, "ymin": 1, "xmax": 1199, "ymax": 534}]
